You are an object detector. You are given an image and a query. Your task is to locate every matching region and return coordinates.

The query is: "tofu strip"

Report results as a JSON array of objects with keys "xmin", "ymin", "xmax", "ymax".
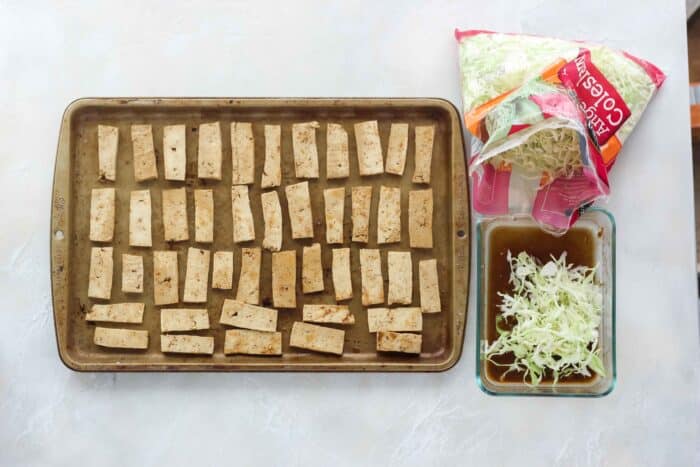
[
  {"xmin": 302, "ymin": 305, "xmax": 355, "ymax": 324},
  {"xmin": 376, "ymin": 331, "xmax": 422, "ymax": 354},
  {"xmin": 359, "ymin": 249, "xmax": 384, "ymax": 306},
  {"xmin": 412, "ymin": 125, "xmax": 435, "ymax": 183},
  {"xmin": 162, "ymin": 187, "xmax": 189, "ymax": 242},
  {"xmin": 163, "ymin": 124, "xmax": 186, "ymax": 181},
  {"xmin": 153, "ymin": 250, "xmax": 178, "ymax": 306},
  {"xmin": 97, "ymin": 125, "xmax": 118, "ymax": 181},
  {"xmin": 409, "ymin": 189, "xmax": 433, "ymax": 249},
  {"xmin": 351, "ymin": 186, "xmax": 372, "ymax": 243},
  {"xmin": 419, "ymin": 259, "xmax": 441, "ymax": 313},
  {"xmin": 86, "ymin": 303, "xmax": 144, "ymax": 324},
  {"xmin": 367, "ymin": 307, "xmax": 422, "ymax": 332},
  {"xmin": 292, "ymin": 121, "xmax": 320, "ymax": 178},
  {"xmin": 331, "ymin": 248, "xmax": 353, "ymax": 301},
  {"xmin": 285, "ymin": 181, "xmax": 314, "ymax": 239},
  {"xmin": 236, "ymin": 247, "xmax": 261, "ymax": 305},
  {"xmin": 261, "ymin": 190, "xmax": 283, "ymax": 251},
  {"xmin": 121, "ymin": 254, "xmax": 144, "ymax": 293},
  {"xmin": 261, "ymin": 124, "xmax": 282, "ymax": 188},
  {"xmin": 89, "ymin": 188, "xmax": 115, "ymax": 242},
  {"xmin": 88, "ymin": 247, "xmax": 113, "ymax": 299},
  {"xmin": 354, "ymin": 120, "xmax": 384, "ymax": 176},
  {"xmin": 231, "ymin": 185, "xmax": 255, "ymax": 243},
  {"xmin": 385, "ymin": 123, "xmax": 409, "ymax": 175},
  {"xmin": 194, "ymin": 189, "xmax": 214, "ymax": 243},
  {"xmin": 387, "ymin": 251, "xmax": 412, "ymax": 305},
  {"xmin": 129, "ymin": 190, "xmax": 152, "ymax": 247},
  {"xmin": 224, "ymin": 329, "xmax": 282, "ymax": 356},
  {"xmin": 197, "ymin": 122, "xmax": 223, "ymax": 180},
  {"xmin": 161, "ymin": 335, "xmax": 214, "ymax": 355},
  {"xmin": 219, "ymin": 299, "xmax": 277, "ymax": 332},
  {"xmin": 211, "ymin": 251, "xmax": 234, "ymax": 290},
  {"xmin": 130, "ymin": 124, "xmax": 158, "ymax": 182},
  {"xmin": 94, "ymin": 327, "xmax": 148, "ymax": 350},
  {"xmin": 377, "ymin": 186, "xmax": 401, "ymax": 244},
  {"xmin": 326, "ymin": 123, "xmax": 349, "ymax": 179},
  {"xmin": 231, "ymin": 122, "xmax": 255, "ymax": 185},
  {"xmin": 183, "ymin": 247, "xmax": 210, "ymax": 303},
  {"xmin": 290, "ymin": 322, "xmax": 344, "ymax": 355},
  {"xmin": 160, "ymin": 308, "xmax": 210, "ymax": 332},
  {"xmin": 302, "ymin": 243, "xmax": 324, "ymax": 294},
  {"xmin": 272, "ymin": 250, "xmax": 296, "ymax": 308},
  {"xmin": 323, "ymin": 187, "xmax": 345, "ymax": 244}
]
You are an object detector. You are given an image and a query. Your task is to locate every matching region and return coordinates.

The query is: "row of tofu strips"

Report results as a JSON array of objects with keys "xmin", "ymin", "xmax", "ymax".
[{"xmin": 97, "ymin": 121, "xmax": 434, "ymax": 184}]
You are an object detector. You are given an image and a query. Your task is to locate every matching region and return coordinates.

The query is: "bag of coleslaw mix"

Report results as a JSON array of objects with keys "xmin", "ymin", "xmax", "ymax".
[{"xmin": 455, "ymin": 30, "xmax": 665, "ymax": 233}]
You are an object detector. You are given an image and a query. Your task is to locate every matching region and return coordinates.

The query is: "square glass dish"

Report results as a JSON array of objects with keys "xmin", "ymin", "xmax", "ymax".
[{"xmin": 476, "ymin": 208, "xmax": 616, "ymax": 397}]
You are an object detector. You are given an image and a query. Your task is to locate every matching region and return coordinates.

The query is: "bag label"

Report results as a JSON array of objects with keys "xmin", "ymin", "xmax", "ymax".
[{"xmin": 558, "ymin": 50, "xmax": 630, "ymax": 145}]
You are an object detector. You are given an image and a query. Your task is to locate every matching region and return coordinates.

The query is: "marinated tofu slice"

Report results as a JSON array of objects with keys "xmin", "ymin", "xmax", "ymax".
[
  {"xmin": 323, "ymin": 187, "xmax": 345, "ymax": 244},
  {"xmin": 88, "ymin": 247, "xmax": 113, "ymax": 299},
  {"xmin": 161, "ymin": 335, "xmax": 214, "ymax": 355},
  {"xmin": 85, "ymin": 303, "xmax": 144, "ymax": 324},
  {"xmin": 377, "ymin": 186, "xmax": 401, "ymax": 244},
  {"xmin": 367, "ymin": 307, "xmax": 422, "ymax": 333},
  {"xmin": 129, "ymin": 189, "xmax": 152, "ymax": 247},
  {"xmin": 354, "ymin": 120, "xmax": 384, "ymax": 176},
  {"xmin": 326, "ymin": 123, "xmax": 349, "ymax": 179},
  {"xmin": 224, "ymin": 329, "xmax": 282, "ymax": 356},
  {"xmin": 211, "ymin": 251, "xmax": 233, "ymax": 290},
  {"xmin": 183, "ymin": 247, "xmax": 210, "ymax": 303},
  {"xmin": 162, "ymin": 187, "xmax": 189, "ymax": 242},
  {"xmin": 163, "ymin": 124, "xmax": 186, "ymax": 181},
  {"xmin": 89, "ymin": 187, "xmax": 115, "ymax": 242},
  {"xmin": 153, "ymin": 250, "xmax": 178, "ymax": 306},
  {"xmin": 97, "ymin": 124, "xmax": 118, "ymax": 181},
  {"xmin": 376, "ymin": 331, "xmax": 421, "ymax": 354},
  {"xmin": 197, "ymin": 122, "xmax": 222, "ymax": 180},
  {"xmin": 261, "ymin": 124, "xmax": 282, "ymax": 188},
  {"xmin": 231, "ymin": 122, "xmax": 255, "ymax": 185},
  {"xmin": 289, "ymin": 322, "xmax": 344, "ymax": 355},
  {"xmin": 419, "ymin": 258, "xmax": 441, "ymax": 313},
  {"xmin": 219, "ymin": 299, "xmax": 277, "ymax": 332},
  {"xmin": 194, "ymin": 189, "xmax": 214, "ymax": 243},
  {"xmin": 261, "ymin": 190, "xmax": 283, "ymax": 251},
  {"xmin": 272, "ymin": 250, "xmax": 296, "ymax": 308},
  {"xmin": 231, "ymin": 185, "xmax": 255, "ymax": 243},
  {"xmin": 160, "ymin": 308, "xmax": 210, "ymax": 332},
  {"xmin": 285, "ymin": 181, "xmax": 313, "ymax": 239},
  {"xmin": 387, "ymin": 251, "xmax": 412, "ymax": 305},
  {"xmin": 94, "ymin": 327, "xmax": 148, "ymax": 350},
  {"xmin": 236, "ymin": 247, "xmax": 261, "ymax": 305},
  {"xmin": 130, "ymin": 124, "xmax": 157, "ymax": 182},
  {"xmin": 351, "ymin": 186, "xmax": 372, "ymax": 243},
  {"xmin": 412, "ymin": 125, "xmax": 435, "ymax": 183},
  {"xmin": 359, "ymin": 249, "xmax": 384, "ymax": 306},
  {"xmin": 292, "ymin": 121, "xmax": 320, "ymax": 178},
  {"xmin": 385, "ymin": 123, "xmax": 409, "ymax": 175},
  {"xmin": 331, "ymin": 248, "xmax": 352, "ymax": 301},
  {"xmin": 302, "ymin": 243, "xmax": 324, "ymax": 294},
  {"xmin": 408, "ymin": 189, "xmax": 433, "ymax": 249},
  {"xmin": 121, "ymin": 254, "xmax": 144, "ymax": 293},
  {"xmin": 302, "ymin": 304, "xmax": 355, "ymax": 325}
]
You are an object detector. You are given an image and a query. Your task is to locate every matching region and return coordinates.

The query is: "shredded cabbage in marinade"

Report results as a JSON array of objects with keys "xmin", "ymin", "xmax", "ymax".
[{"xmin": 485, "ymin": 250, "xmax": 605, "ymax": 386}]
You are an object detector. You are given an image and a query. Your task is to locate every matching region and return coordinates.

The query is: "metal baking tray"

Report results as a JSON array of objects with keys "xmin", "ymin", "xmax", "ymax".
[{"xmin": 50, "ymin": 98, "xmax": 470, "ymax": 371}]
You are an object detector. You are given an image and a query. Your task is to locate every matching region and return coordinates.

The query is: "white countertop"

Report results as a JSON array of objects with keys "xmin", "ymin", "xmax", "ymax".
[{"xmin": 1, "ymin": 1, "xmax": 698, "ymax": 465}]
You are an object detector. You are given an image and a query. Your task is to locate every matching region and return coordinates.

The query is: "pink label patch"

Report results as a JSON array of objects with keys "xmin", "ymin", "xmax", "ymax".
[{"xmin": 558, "ymin": 50, "xmax": 631, "ymax": 145}]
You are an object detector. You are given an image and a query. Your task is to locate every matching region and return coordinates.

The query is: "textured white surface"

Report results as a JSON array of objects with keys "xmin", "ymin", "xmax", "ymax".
[{"xmin": 0, "ymin": 1, "xmax": 698, "ymax": 466}]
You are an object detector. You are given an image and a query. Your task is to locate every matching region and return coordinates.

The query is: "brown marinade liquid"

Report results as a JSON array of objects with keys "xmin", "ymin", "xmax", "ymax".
[{"xmin": 486, "ymin": 225, "xmax": 597, "ymax": 384}]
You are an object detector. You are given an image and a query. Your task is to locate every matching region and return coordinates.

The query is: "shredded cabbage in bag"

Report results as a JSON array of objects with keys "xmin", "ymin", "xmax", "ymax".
[{"xmin": 484, "ymin": 250, "xmax": 604, "ymax": 386}]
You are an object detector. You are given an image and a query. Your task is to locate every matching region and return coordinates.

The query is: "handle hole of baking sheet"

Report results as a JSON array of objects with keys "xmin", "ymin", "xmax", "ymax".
[
  {"xmin": 457, "ymin": 229, "xmax": 466, "ymax": 239},
  {"xmin": 55, "ymin": 230, "xmax": 64, "ymax": 240}
]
